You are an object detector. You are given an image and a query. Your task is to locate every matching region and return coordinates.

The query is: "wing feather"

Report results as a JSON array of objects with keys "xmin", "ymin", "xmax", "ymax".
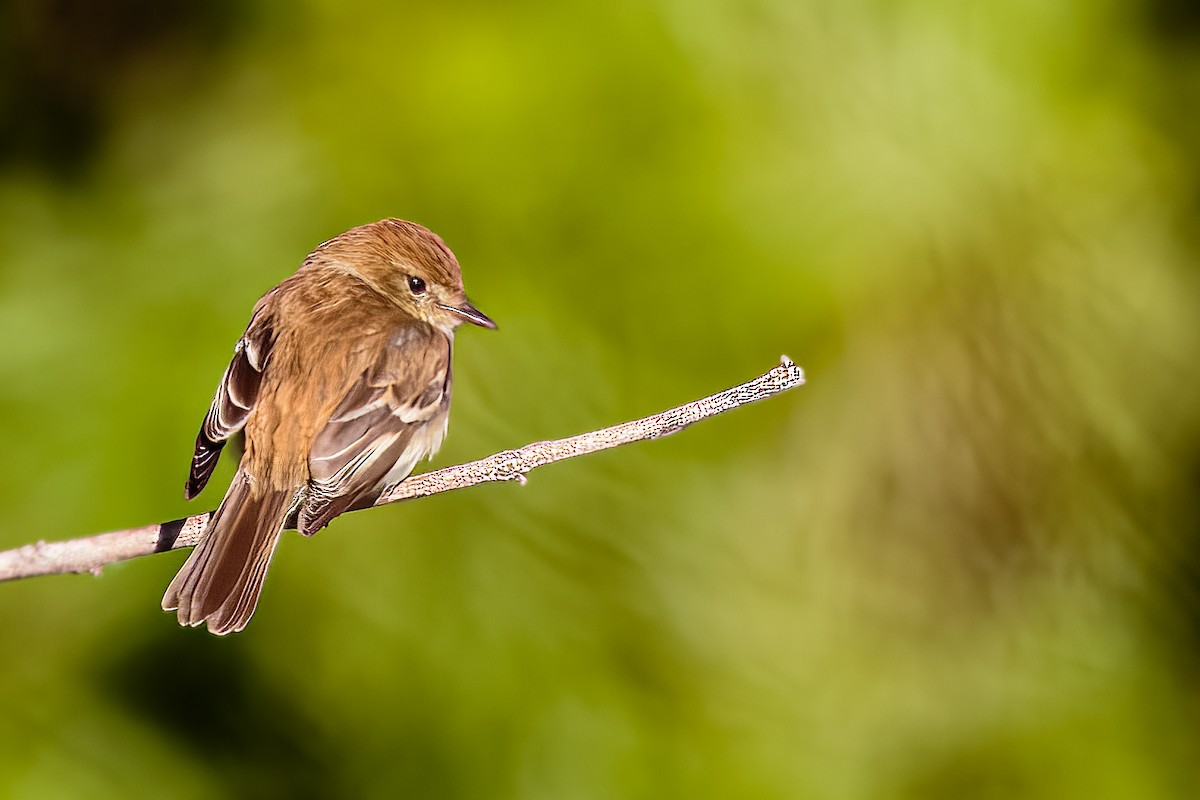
[
  {"xmin": 185, "ymin": 309, "xmax": 275, "ymax": 499},
  {"xmin": 299, "ymin": 324, "xmax": 451, "ymax": 535}
]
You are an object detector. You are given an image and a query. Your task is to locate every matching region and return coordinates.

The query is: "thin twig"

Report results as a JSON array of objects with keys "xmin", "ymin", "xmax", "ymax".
[{"xmin": 0, "ymin": 356, "xmax": 804, "ymax": 583}]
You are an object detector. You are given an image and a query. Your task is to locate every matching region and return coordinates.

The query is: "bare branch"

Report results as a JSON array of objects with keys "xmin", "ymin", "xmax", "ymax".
[{"xmin": 0, "ymin": 356, "xmax": 804, "ymax": 583}]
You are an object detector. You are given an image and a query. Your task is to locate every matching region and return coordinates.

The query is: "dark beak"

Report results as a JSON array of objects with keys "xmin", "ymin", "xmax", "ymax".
[{"xmin": 439, "ymin": 300, "xmax": 497, "ymax": 330}]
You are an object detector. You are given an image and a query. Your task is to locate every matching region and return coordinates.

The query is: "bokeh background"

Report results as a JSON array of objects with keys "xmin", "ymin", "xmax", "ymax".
[{"xmin": 1, "ymin": 0, "xmax": 1199, "ymax": 797}]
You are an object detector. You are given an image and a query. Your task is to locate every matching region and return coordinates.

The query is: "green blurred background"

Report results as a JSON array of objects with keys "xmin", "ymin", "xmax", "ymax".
[{"xmin": 2, "ymin": 0, "xmax": 1199, "ymax": 797}]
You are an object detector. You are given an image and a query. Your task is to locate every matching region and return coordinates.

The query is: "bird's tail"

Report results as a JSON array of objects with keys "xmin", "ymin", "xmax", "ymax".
[{"xmin": 162, "ymin": 469, "xmax": 293, "ymax": 635}]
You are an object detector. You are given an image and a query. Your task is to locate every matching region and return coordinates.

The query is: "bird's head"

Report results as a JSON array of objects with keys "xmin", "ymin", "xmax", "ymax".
[{"xmin": 312, "ymin": 218, "xmax": 496, "ymax": 333}]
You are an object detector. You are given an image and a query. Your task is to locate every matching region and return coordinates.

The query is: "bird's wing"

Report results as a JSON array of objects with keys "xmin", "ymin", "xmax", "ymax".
[
  {"xmin": 185, "ymin": 306, "xmax": 275, "ymax": 499},
  {"xmin": 300, "ymin": 324, "xmax": 451, "ymax": 535}
]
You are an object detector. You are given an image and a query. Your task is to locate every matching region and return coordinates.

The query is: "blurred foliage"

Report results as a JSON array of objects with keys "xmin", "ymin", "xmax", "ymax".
[{"xmin": 1, "ymin": 0, "xmax": 1199, "ymax": 797}]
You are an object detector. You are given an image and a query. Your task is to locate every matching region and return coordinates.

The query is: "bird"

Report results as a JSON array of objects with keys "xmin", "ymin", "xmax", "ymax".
[{"xmin": 162, "ymin": 219, "xmax": 496, "ymax": 635}]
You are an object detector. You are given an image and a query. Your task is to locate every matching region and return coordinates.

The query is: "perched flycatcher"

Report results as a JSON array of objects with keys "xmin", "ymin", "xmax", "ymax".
[{"xmin": 162, "ymin": 219, "xmax": 495, "ymax": 635}]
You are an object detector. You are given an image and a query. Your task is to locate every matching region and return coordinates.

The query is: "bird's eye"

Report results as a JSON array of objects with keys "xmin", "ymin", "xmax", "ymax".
[{"xmin": 407, "ymin": 275, "xmax": 427, "ymax": 295}]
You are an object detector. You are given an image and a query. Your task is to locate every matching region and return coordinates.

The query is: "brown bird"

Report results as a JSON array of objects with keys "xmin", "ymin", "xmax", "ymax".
[{"xmin": 162, "ymin": 219, "xmax": 495, "ymax": 634}]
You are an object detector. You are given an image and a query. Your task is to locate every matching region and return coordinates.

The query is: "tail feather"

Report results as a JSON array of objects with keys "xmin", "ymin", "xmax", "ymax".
[{"xmin": 163, "ymin": 470, "xmax": 292, "ymax": 635}]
